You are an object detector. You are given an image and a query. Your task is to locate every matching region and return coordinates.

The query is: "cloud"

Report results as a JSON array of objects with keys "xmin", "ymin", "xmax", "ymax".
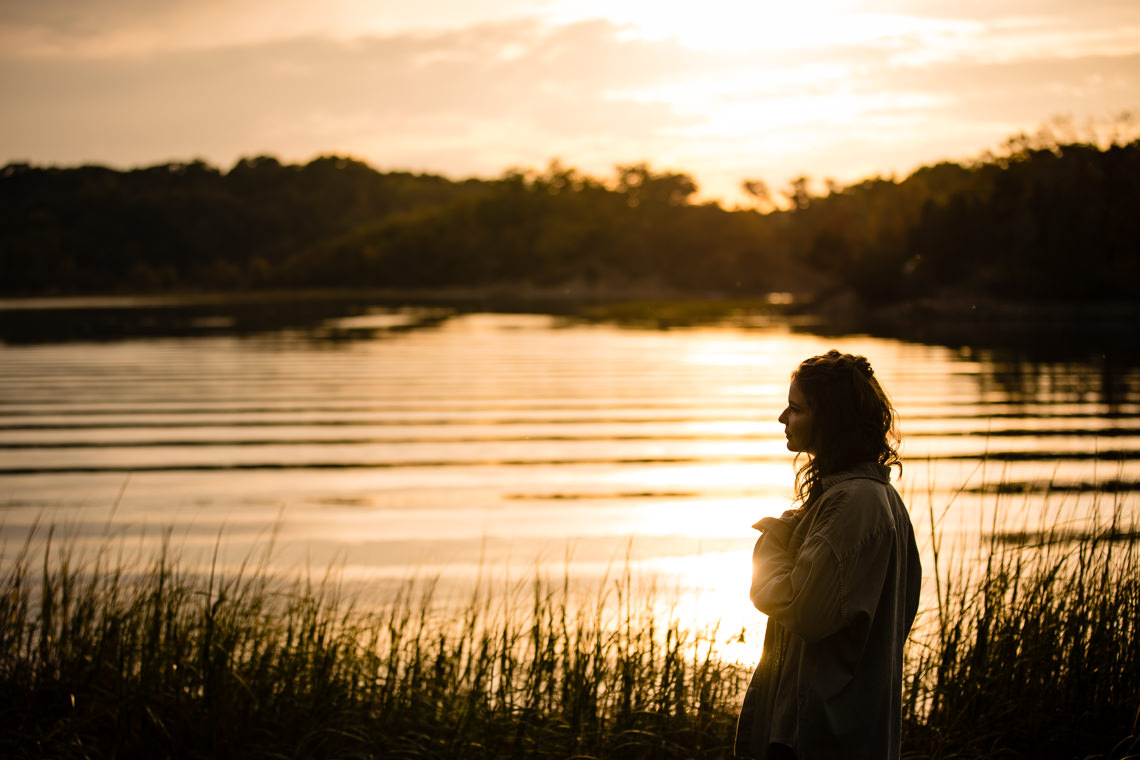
[
  {"xmin": 0, "ymin": 19, "xmax": 697, "ymax": 174},
  {"xmin": 0, "ymin": 5, "xmax": 1137, "ymax": 203},
  {"xmin": 863, "ymin": 0, "xmax": 1140, "ymax": 25},
  {"xmin": 854, "ymin": 53, "xmax": 1140, "ymax": 130},
  {"xmin": 0, "ymin": 0, "xmax": 558, "ymax": 56}
]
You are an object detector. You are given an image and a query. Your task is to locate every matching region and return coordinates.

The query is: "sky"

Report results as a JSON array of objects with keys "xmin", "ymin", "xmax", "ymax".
[{"xmin": 1, "ymin": 0, "xmax": 1138, "ymax": 205}]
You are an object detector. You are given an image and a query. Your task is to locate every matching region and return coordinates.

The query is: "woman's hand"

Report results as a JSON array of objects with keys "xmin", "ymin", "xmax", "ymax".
[{"xmin": 752, "ymin": 509, "xmax": 801, "ymax": 546}]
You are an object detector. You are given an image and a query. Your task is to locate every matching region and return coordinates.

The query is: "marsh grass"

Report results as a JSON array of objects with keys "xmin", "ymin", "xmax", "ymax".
[
  {"xmin": 0, "ymin": 527, "xmax": 744, "ymax": 759},
  {"xmin": 903, "ymin": 489, "xmax": 1140, "ymax": 759},
  {"xmin": 2, "ymin": 482, "xmax": 1138, "ymax": 759}
]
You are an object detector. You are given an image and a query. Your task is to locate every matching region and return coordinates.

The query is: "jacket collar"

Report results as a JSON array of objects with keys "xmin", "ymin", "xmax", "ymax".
[{"xmin": 818, "ymin": 461, "xmax": 891, "ymax": 493}]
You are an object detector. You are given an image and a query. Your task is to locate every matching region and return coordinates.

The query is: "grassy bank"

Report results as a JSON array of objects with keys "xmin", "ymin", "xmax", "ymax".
[
  {"xmin": 1, "ymin": 530, "xmax": 742, "ymax": 759},
  {"xmin": 902, "ymin": 498, "xmax": 1140, "ymax": 760},
  {"xmin": 2, "ymin": 509, "xmax": 1138, "ymax": 759}
]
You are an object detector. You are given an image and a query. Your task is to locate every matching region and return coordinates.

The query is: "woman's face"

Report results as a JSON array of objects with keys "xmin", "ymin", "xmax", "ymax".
[{"xmin": 778, "ymin": 378, "xmax": 814, "ymax": 453}]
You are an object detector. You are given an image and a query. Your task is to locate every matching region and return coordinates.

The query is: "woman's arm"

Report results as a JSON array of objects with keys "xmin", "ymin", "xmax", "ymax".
[
  {"xmin": 750, "ymin": 526, "xmax": 846, "ymax": 642},
  {"xmin": 750, "ymin": 493, "xmax": 890, "ymax": 643}
]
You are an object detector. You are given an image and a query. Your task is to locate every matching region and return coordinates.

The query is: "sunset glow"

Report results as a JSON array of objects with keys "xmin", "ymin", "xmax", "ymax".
[{"xmin": 1, "ymin": 0, "xmax": 1137, "ymax": 203}]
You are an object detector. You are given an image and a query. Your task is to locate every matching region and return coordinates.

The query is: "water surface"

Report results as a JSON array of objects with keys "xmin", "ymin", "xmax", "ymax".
[{"xmin": 2, "ymin": 296, "xmax": 1137, "ymax": 659}]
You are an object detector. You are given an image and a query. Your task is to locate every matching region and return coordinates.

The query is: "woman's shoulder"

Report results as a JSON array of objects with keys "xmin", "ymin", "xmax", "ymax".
[
  {"xmin": 817, "ymin": 462, "xmax": 892, "ymax": 500},
  {"xmin": 806, "ymin": 464, "xmax": 902, "ymax": 543}
]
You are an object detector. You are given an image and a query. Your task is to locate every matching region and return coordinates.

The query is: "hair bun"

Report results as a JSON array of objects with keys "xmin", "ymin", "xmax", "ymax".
[
  {"xmin": 822, "ymin": 350, "xmax": 874, "ymax": 378},
  {"xmin": 803, "ymin": 350, "xmax": 875, "ymax": 378}
]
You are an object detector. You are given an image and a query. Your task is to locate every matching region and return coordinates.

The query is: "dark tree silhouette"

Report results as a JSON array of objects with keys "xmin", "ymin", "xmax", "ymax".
[{"xmin": 3, "ymin": 137, "xmax": 1138, "ymax": 309}]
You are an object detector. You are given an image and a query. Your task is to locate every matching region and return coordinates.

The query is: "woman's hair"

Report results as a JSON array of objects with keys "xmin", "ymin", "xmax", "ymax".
[{"xmin": 791, "ymin": 349, "xmax": 900, "ymax": 506}]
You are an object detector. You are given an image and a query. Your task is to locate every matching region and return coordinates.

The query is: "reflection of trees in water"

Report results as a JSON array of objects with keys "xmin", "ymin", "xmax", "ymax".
[
  {"xmin": 0, "ymin": 297, "xmax": 458, "ymax": 345},
  {"xmin": 971, "ymin": 349, "xmax": 1140, "ymax": 409}
]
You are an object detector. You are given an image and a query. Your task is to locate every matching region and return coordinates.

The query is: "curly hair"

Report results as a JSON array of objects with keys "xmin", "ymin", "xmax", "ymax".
[{"xmin": 790, "ymin": 349, "xmax": 901, "ymax": 506}]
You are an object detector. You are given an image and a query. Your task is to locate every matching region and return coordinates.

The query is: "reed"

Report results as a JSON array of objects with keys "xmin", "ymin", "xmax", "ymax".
[
  {"xmin": 0, "ymin": 528, "xmax": 743, "ymax": 759},
  {"xmin": 2, "ymin": 483, "xmax": 1137, "ymax": 759},
  {"xmin": 904, "ymin": 491, "xmax": 1140, "ymax": 759}
]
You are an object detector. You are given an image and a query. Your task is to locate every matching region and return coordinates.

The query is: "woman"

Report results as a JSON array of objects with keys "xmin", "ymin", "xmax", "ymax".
[{"xmin": 735, "ymin": 350, "xmax": 922, "ymax": 760}]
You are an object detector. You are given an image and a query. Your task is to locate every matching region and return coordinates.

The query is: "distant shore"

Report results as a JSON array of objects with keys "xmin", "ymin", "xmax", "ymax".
[{"xmin": 4, "ymin": 286, "xmax": 1138, "ymax": 357}]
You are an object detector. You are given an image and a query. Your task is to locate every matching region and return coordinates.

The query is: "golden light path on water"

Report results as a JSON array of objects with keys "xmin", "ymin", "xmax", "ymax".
[{"xmin": 2, "ymin": 306, "xmax": 1139, "ymax": 666}]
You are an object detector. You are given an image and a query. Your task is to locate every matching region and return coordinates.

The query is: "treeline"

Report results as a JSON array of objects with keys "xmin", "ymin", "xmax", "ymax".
[
  {"xmin": 791, "ymin": 138, "xmax": 1140, "ymax": 303},
  {"xmin": 3, "ymin": 138, "xmax": 1139, "ymax": 305},
  {"xmin": 0, "ymin": 157, "xmax": 798, "ymax": 296}
]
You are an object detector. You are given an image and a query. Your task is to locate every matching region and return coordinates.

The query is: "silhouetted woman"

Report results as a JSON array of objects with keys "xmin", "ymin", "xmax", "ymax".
[{"xmin": 735, "ymin": 350, "xmax": 922, "ymax": 760}]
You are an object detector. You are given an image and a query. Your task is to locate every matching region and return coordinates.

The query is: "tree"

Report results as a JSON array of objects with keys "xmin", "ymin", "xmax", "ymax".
[
  {"xmin": 614, "ymin": 163, "xmax": 697, "ymax": 208},
  {"xmin": 742, "ymin": 179, "xmax": 775, "ymax": 212},
  {"xmin": 782, "ymin": 176, "xmax": 813, "ymax": 211}
]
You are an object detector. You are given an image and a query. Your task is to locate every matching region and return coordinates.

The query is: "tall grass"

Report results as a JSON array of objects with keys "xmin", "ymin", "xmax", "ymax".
[
  {"xmin": 0, "ymin": 527, "xmax": 743, "ymax": 759},
  {"xmin": 2, "ymin": 485, "xmax": 1138, "ymax": 759},
  {"xmin": 903, "ymin": 491, "xmax": 1140, "ymax": 760}
]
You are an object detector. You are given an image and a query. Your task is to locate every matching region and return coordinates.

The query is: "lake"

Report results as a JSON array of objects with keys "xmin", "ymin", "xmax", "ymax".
[{"xmin": 2, "ymin": 294, "xmax": 1138, "ymax": 661}]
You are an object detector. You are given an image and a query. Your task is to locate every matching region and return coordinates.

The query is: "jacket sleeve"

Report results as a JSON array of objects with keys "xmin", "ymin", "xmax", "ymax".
[
  {"xmin": 750, "ymin": 523, "xmax": 848, "ymax": 643},
  {"xmin": 751, "ymin": 485, "xmax": 899, "ymax": 644}
]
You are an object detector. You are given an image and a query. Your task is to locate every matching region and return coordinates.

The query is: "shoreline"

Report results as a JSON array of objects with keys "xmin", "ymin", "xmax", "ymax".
[{"xmin": 2, "ymin": 287, "xmax": 1139, "ymax": 356}]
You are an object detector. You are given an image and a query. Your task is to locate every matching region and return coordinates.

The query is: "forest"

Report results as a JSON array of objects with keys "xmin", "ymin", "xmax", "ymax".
[{"xmin": 3, "ymin": 133, "xmax": 1139, "ymax": 313}]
